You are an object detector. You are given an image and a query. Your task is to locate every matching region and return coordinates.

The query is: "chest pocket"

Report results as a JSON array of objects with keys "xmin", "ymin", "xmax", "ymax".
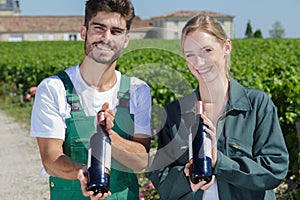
[{"xmin": 226, "ymin": 138, "xmax": 253, "ymax": 158}]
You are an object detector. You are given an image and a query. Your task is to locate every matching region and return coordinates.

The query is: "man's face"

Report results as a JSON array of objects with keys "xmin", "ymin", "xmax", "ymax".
[{"xmin": 81, "ymin": 11, "xmax": 129, "ymax": 65}]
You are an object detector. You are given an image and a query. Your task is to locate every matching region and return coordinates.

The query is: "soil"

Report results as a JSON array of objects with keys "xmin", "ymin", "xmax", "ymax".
[{"xmin": 0, "ymin": 110, "xmax": 49, "ymax": 199}]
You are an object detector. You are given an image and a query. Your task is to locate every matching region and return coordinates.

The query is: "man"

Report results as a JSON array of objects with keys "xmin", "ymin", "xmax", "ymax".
[{"xmin": 30, "ymin": 0, "xmax": 152, "ymax": 199}]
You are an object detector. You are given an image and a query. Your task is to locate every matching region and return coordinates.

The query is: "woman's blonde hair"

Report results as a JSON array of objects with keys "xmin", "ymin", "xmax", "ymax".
[{"xmin": 181, "ymin": 14, "xmax": 231, "ymax": 77}]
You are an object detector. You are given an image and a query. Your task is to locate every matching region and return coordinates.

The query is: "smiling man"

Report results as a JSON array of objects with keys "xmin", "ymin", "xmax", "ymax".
[{"xmin": 30, "ymin": 1, "xmax": 152, "ymax": 200}]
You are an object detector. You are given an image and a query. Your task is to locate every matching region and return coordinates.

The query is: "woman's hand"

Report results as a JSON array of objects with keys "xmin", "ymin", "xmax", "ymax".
[{"xmin": 184, "ymin": 163, "xmax": 216, "ymax": 192}]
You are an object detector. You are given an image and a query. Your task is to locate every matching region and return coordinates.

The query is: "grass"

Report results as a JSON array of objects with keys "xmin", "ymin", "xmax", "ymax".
[{"xmin": 0, "ymin": 96, "xmax": 32, "ymax": 129}]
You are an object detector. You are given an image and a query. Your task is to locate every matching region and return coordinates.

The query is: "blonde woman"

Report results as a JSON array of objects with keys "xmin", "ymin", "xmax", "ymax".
[{"xmin": 149, "ymin": 14, "xmax": 289, "ymax": 200}]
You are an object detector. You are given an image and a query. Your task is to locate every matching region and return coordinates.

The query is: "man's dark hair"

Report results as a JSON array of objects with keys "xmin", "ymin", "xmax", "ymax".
[{"xmin": 84, "ymin": 0, "xmax": 135, "ymax": 31}]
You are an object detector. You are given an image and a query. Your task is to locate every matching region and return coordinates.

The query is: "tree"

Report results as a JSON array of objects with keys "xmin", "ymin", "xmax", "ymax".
[
  {"xmin": 253, "ymin": 29, "xmax": 263, "ymax": 38},
  {"xmin": 269, "ymin": 21, "xmax": 285, "ymax": 38},
  {"xmin": 245, "ymin": 20, "xmax": 253, "ymax": 38}
]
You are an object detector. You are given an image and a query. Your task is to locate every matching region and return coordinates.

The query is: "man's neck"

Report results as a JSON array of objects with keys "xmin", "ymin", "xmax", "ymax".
[{"xmin": 79, "ymin": 58, "xmax": 117, "ymax": 92}]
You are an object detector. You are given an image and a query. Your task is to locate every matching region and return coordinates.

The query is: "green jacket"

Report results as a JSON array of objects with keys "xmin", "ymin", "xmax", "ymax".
[{"xmin": 149, "ymin": 77, "xmax": 289, "ymax": 200}]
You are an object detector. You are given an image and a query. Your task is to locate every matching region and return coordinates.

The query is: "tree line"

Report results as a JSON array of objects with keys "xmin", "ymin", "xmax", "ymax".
[{"xmin": 245, "ymin": 20, "xmax": 285, "ymax": 38}]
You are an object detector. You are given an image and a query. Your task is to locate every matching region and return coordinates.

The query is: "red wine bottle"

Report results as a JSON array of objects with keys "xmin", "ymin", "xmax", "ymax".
[
  {"xmin": 87, "ymin": 111, "xmax": 111, "ymax": 195},
  {"xmin": 189, "ymin": 101, "xmax": 212, "ymax": 184}
]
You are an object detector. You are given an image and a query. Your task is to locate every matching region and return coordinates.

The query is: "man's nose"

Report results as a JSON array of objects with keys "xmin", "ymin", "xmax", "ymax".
[{"xmin": 102, "ymin": 29, "xmax": 113, "ymax": 41}]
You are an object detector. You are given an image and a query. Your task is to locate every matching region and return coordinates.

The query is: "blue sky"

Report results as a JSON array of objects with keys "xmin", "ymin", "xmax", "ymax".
[{"xmin": 20, "ymin": 0, "xmax": 300, "ymax": 38}]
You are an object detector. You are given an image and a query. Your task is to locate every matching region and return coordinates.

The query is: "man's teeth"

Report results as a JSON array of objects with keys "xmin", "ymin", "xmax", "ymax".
[{"xmin": 96, "ymin": 45, "xmax": 111, "ymax": 51}]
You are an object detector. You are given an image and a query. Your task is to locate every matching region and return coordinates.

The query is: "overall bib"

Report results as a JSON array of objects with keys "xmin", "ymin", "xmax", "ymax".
[{"xmin": 49, "ymin": 71, "xmax": 139, "ymax": 200}]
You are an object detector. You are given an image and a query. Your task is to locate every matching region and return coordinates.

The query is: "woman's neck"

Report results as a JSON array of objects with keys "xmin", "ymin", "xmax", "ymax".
[{"xmin": 199, "ymin": 77, "xmax": 229, "ymax": 124}]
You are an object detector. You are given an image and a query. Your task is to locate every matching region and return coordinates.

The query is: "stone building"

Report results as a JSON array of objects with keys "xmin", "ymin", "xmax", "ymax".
[
  {"xmin": 0, "ymin": 0, "xmax": 234, "ymax": 41},
  {"xmin": 151, "ymin": 10, "xmax": 234, "ymax": 39}
]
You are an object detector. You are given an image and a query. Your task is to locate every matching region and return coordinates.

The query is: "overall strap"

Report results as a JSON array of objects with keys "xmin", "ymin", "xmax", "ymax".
[
  {"xmin": 117, "ymin": 74, "xmax": 130, "ymax": 108},
  {"xmin": 56, "ymin": 71, "xmax": 86, "ymax": 118}
]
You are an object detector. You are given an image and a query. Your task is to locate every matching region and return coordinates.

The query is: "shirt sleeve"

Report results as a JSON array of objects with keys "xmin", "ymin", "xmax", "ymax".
[
  {"xmin": 130, "ymin": 78, "xmax": 152, "ymax": 136},
  {"xmin": 30, "ymin": 76, "xmax": 69, "ymax": 140}
]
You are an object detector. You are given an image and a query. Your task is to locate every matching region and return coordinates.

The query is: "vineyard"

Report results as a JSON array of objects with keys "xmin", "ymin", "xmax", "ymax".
[{"xmin": 0, "ymin": 38, "xmax": 299, "ymax": 199}]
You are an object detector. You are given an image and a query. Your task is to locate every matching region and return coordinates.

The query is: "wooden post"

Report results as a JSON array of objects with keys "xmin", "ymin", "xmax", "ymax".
[{"xmin": 296, "ymin": 122, "xmax": 300, "ymax": 147}]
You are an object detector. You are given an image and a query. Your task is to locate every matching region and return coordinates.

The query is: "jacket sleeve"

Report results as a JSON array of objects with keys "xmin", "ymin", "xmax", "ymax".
[
  {"xmin": 148, "ymin": 104, "xmax": 201, "ymax": 200},
  {"xmin": 213, "ymin": 93, "xmax": 289, "ymax": 191}
]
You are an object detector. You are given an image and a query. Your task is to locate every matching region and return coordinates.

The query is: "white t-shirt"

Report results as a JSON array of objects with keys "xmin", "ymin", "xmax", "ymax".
[
  {"xmin": 30, "ymin": 65, "xmax": 152, "ymax": 140},
  {"xmin": 203, "ymin": 180, "xmax": 219, "ymax": 200}
]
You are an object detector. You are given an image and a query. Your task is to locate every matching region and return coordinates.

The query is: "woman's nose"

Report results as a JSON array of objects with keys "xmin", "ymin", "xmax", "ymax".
[{"xmin": 195, "ymin": 55, "xmax": 206, "ymax": 66}]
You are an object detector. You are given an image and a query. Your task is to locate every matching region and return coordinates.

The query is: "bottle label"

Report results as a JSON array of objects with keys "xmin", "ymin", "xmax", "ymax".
[
  {"xmin": 203, "ymin": 129, "xmax": 212, "ymax": 159},
  {"xmin": 87, "ymin": 148, "xmax": 92, "ymax": 168},
  {"xmin": 188, "ymin": 132, "xmax": 193, "ymax": 161},
  {"xmin": 104, "ymin": 141, "xmax": 111, "ymax": 170}
]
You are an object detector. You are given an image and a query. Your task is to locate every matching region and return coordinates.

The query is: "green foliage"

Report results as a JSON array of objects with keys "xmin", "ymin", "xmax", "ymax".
[
  {"xmin": 253, "ymin": 29, "xmax": 263, "ymax": 38},
  {"xmin": 0, "ymin": 38, "xmax": 299, "ymax": 198},
  {"xmin": 0, "ymin": 41, "xmax": 83, "ymax": 94},
  {"xmin": 245, "ymin": 20, "xmax": 253, "ymax": 38},
  {"xmin": 269, "ymin": 21, "xmax": 285, "ymax": 38}
]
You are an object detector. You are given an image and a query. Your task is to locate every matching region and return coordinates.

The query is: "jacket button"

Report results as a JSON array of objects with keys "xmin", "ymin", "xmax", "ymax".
[{"xmin": 50, "ymin": 182, "xmax": 55, "ymax": 188}]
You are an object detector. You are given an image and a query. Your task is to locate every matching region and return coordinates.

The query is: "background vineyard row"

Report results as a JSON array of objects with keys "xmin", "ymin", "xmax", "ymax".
[{"xmin": 0, "ymin": 38, "xmax": 299, "ymax": 198}]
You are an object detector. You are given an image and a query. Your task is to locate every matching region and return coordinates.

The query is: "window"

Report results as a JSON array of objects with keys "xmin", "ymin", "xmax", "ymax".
[
  {"xmin": 9, "ymin": 34, "xmax": 23, "ymax": 42},
  {"xmin": 69, "ymin": 34, "xmax": 77, "ymax": 41},
  {"xmin": 174, "ymin": 20, "xmax": 179, "ymax": 26},
  {"xmin": 49, "ymin": 34, "xmax": 54, "ymax": 41},
  {"xmin": 218, "ymin": 19, "xmax": 225, "ymax": 25},
  {"xmin": 38, "ymin": 34, "xmax": 44, "ymax": 41},
  {"xmin": 174, "ymin": 32, "xmax": 179, "ymax": 39}
]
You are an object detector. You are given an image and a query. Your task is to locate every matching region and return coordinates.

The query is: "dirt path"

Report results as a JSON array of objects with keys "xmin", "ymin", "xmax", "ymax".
[{"xmin": 0, "ymin": 110, "xmax": 49, "ymax": 199}]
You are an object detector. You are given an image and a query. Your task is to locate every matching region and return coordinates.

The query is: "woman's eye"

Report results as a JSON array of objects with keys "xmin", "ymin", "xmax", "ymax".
[
  {"xmin": 204, "ymin": 49, "xmax": 212, "ymax": 53},
  {"xmin": 185, "ymin": 54, "xmax": 195, "ymax": 58}
]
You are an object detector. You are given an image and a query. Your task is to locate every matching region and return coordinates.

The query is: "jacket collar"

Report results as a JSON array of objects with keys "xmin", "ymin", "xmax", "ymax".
[
  {"xmin": 180, "ymin": 77, "xmax": 252, "ymax": 115},
  {"xmin": 227, "ymin": 77, "xmax": 252, "ymax": 112}
]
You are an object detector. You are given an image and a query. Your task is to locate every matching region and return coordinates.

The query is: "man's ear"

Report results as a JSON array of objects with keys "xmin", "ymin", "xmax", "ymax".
[
  {"xmin": 123, "ymin": 34, "xmax": 130, "ymax": 49},
  {"xmin": 80, "ymin": 25, "xmax": 87, "ymax": 40}
]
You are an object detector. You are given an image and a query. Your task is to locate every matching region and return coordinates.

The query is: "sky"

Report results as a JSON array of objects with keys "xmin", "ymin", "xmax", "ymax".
[{"xmin": 20, "ymin": 0, "xmax": 300, "ymax": 38}]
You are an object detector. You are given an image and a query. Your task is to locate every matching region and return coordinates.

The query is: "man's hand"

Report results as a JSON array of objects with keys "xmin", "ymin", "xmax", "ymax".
[
  {"xmin": 77, "ymin": 167, "xmax": 111, "ymax": 199},
  {"xmin": 100, "ymin": 102, "xmax": 115, "ymax": 132}
]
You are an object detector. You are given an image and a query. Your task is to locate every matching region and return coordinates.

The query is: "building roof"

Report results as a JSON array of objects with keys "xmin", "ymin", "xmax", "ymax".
[
  {"xmin": 152, "ymin": 10, "xmax": 234, "ymax": 19},
  {"xmin": 0, "ymin": 15, "xmax": 152, "ymax": 33},
  {"xmin": 131, "ymin": 16, "xmax": 152, "ymax": 29},
  {"xmin": 0, "ymin": 16, "xmax": 83, "ymax": 33}
]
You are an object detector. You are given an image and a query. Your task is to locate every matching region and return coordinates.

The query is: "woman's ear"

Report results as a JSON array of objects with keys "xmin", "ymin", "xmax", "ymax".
[
  {"xmin": 224, "ymin": 39, "xmax": 232, "ymax": 55},
  {"xmin": 80, "ymin": 25, "xmax": 87, "ymax": 40}
]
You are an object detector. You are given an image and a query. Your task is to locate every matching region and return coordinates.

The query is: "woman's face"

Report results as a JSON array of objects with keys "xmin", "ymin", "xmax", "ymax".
[{"xmin": 183, "ymin": 29, "xmax": 230, "ymax": 83}]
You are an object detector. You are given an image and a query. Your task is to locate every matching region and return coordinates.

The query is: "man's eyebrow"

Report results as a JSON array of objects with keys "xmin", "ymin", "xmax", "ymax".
[
  {"xmin": 91, "ymin": 22, "xmax": 106, "ymax": 27},
  {"xmin": 91, "ymin": 22, "xmax": 126, "ymax": 31}
]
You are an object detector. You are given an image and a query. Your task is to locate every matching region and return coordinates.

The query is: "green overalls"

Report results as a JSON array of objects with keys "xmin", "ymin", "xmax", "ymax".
[{"xmin": 49, "ymin": 71, "xmax": 139, "ymax": 200}]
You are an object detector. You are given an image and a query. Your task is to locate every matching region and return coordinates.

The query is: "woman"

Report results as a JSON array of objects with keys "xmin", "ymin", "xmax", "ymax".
[{"xmin": 149, "ymin": 14, "xmax": 289, "ymax": 200}]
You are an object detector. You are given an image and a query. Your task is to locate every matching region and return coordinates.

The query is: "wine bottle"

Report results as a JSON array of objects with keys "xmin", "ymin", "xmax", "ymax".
[
  {"xmin": 189, "ymin": 101, "xmax": 212, "ymax": 184},
  {"xmin": 87, "ymin": 111, "xmax": 111, "ymax": 195}
]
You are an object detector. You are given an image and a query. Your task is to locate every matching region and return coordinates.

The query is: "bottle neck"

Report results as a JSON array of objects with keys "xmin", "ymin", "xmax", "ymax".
[{"xmin": 195, "ymin": 101, "xmax": 203, "ymax": 115}]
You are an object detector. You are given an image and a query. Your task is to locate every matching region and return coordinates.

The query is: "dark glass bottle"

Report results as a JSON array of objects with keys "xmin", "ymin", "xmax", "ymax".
[
  {"xmin": 189, "ymin": 101, "xmax": 212, "ymax": 184},
  {"xmin": 87, "ymin": 111, "xmax": 111, "ymax": 195}
]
